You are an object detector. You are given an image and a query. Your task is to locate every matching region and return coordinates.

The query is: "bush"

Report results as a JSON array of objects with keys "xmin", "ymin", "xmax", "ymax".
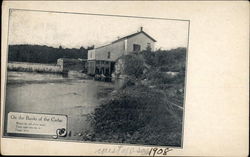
[
  {"xmin": 83, "ymin": 47, "xmax": 186, "ymax": 146},
  {"xmin": 146, "ymin": 70, "xmax": 175, "ymax": 84},
  {"xmin": 141, "ymin": 47, "xmax": 186, "ymax": 72},
  {"xmin": 123, "ymin": 53, "xmax": 145, "ymax": 78},
  {"xmin": 85, "ymin": 85, "xmax": 183, "ymax": 146},
  {"xmin": 90, "ymin": 86, "xmax": 163, "ymax": 131}
]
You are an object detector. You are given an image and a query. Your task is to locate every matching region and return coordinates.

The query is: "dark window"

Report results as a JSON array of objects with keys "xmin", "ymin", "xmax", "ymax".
[
  {"xmin": 147, "ymin": 43, "xmax": 151, "ymax": 47},
  {"xmin": 133, "ymin": 44, "xmax": 141, "ymax": 51},
  {"xmin": 107, "ymin": 52, "xmax": 111, "ymax": 59},
  {"xmin": 146, "ymin": 43, "xmax": 152, "ymax": 51}
]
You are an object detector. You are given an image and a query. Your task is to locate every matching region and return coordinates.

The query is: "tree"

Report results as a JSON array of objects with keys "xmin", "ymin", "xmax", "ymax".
[
  {"xmin": 123, "ymin": 53, "xmax": 145, "ymax": 78},
  {"xmin": 8, "ymin": 44, "xmax": 89, "ymax": 63},
  {"xmin": 87, "ymin": 45, "xmax": 95, "ymax": 50}
]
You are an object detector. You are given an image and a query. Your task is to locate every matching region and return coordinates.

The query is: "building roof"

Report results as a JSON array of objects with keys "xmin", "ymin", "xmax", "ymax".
[
  {"xmin": 95, "ymin": 30, "xmax": 157, "ymax": 49},
  {"xmin": 112, "ymin": 30, "xmax": 157, "ymax": 44}
]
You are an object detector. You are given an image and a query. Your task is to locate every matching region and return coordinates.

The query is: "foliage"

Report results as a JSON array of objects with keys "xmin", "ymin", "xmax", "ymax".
[
  {"xmin": 83, "ymin": 47, "xmax": 187, "ymax": 146},
  {"xmin": 141, "ymin": 47, "xmax": 186, "ymax": 71},
  {"xmin": 121, "ymin": 48, "xmax": 186, "ymax": 85},
  {"xmin": 85, "ymin": 85, "xmax": 183, "ymax": 146},
  {"xmin": 122, "ymin": 53, "xmax": 145, "ymax": 78},
  {"xmin": 146, "ymin": 70, "xmax": 174, "ymax": 84},
  {"xmin": 8, "ymin": 44, "xmax": 90, "ymax": 64}
]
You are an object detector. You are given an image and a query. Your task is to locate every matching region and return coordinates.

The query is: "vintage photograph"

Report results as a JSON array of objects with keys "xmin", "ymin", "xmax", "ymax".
[{"xmin": 3, "ymin": 9, "xmax": 189, "ymax": 147}]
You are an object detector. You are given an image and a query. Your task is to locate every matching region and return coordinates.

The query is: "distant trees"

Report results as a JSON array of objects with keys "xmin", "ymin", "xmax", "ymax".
[
  {"xmin": 8, "ymin": 44, "xmax": 90, "ymax": 64},
  {"xmin": 141, "ymin": 47, "xmax": 186, "ymax": 71},
  {"xmin": 87, "ymin": 45, "xmax": 95, "ymax": 50}
]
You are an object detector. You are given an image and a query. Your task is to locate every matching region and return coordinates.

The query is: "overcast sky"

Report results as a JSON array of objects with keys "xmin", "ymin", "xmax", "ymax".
[{"xmin": 9, "ymin": 10, "xmax": 189, "ymax": 50}]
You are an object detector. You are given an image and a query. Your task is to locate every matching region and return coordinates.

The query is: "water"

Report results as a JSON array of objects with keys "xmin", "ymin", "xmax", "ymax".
[{"xmin": 4, "ymin": 71, "xmax": 114, "ymax": 140}]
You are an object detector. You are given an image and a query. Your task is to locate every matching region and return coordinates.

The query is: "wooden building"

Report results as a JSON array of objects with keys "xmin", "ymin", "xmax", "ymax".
[{"xmin": 87, "ymin": 27, "xmax": 156, "ymax": 76}]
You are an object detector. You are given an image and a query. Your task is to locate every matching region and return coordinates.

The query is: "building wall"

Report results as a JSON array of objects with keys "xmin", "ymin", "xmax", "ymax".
[
  {"xmin": 87, "ymin": 32, "xmax": 155, "ymax": 62},
  {"xmin": 127, "ymin": 33, "xmax": 155, "ymax": 53},
  {"xmin": 87, "ymin": 32, "xmax": 156, "ymax": 75},
  {"xmin": 95, "ymin": 40, "xmax": 125, "ymax": 61},
  {"xmin": 88, "ymin": 49, "xmax": 96, "ymax": 60}
]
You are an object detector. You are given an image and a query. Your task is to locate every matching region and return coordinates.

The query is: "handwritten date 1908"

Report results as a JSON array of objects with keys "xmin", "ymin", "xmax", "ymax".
[{"xmin": 148, "ymin": 147, "xmax": 173, "ymax": 157}]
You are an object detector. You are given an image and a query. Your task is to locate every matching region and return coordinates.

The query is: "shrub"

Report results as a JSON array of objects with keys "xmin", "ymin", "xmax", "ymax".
[
  {"xmin": 85, "ymin": 85, "xmax": 182, "ymax": 146},
  {"xmin": 146, "ymin": 70, "xmax": 175, "ymax": 84},
  {"xmin": 123, "ymin": 53, "xmax": 145, "ymax": 78},
  {"xmin": 90, "ymin": 86, "xmax": 163, "ymax": 132},
  {"xmin": 83, "ymin": 47, "xmax": 186, "ymax": 146},
  {"xmin": 141, "ymin": 47, "xmax": 186, "ymax": 72}
]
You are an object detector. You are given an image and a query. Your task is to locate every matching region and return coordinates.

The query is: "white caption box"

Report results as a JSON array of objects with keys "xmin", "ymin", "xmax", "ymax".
[{"xmin": 7, "ymin": 112, "xmax": 67, "ymax": 136}]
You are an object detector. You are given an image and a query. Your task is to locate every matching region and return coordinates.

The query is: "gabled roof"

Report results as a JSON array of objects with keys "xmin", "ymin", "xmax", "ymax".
[
  {"xmin": 95, "ymin": 30, "xmax": 156, "ymax": 49},
  {"xmin": 112, "ymin": 31, "xmax": 157, "ymax": 44}
]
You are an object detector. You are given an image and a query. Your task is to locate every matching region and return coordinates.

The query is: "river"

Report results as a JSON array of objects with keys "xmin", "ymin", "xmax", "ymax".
[{"xmin": 4, "ymin": 71, "xmax": 114, "ymax": 141}]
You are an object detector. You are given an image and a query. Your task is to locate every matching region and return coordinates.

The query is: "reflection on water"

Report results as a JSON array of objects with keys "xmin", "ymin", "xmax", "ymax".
[{"xmin": 4, "ymin": 71, "xmax": 114, "ymax": 140}]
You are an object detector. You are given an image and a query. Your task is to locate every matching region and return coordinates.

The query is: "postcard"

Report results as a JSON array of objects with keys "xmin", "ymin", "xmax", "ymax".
[{"xmin": 1, "ymin": 1, "xmax": 249, "ymax": 156}]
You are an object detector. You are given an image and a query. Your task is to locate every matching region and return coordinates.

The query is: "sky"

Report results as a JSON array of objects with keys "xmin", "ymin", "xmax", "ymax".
[{"xmin": 9, "ymin": 9, "xmax": 189, "ymax": 50}]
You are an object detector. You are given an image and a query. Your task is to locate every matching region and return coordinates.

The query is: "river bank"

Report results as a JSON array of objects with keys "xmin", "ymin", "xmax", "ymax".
[{"xmin": 4, "ymin": 71, "xmax": 115, "ymax": 141}]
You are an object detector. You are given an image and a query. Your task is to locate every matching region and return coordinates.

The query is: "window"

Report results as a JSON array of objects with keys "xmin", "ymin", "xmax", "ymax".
[
  {"xmin": 133, "ymin": 44, "xmax": 141, "ymax": 51},
  {"xmin": 107, "ymin": 52, "xmax": 111, "ymax": 59},
  {"xmin": 146, "ymin": 43, "xmax": 152, "ymax": 51}
]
